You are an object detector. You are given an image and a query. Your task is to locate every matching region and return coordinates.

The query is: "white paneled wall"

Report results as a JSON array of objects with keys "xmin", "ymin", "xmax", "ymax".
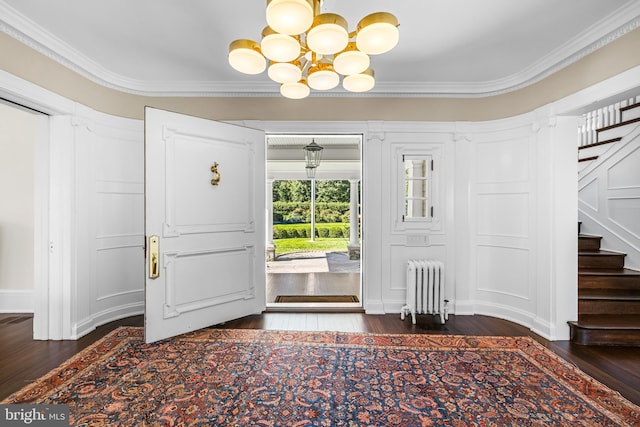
[
  {"xmin": 3, "ymin": 67, "xmax": 609, "ymax": 341},
  {"xmin": 473, "ymin": 127, "xmax": 536, "ymax": 322},
  {"xmin": 23, "ymin": 106, "xmax": 581, "ymax": 341},
  {"xmin": 252, "ymin": 115, "xmax": 577, "ymax": 341},
  {"xmin": 70, "ymin": 112, "xmax": 144, "ymax": 338},
  {"xmin": 451, "ymin": 112, "xmax": 578, "ymax": 340},
  {"xmin": 379, "ymin": 125, "xmax": 452, "ymax": 314}
]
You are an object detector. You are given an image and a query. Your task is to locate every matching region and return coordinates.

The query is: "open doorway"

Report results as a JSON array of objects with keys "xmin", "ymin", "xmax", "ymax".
[
  {"xmin": 266, "ymin": 134, "xmax": 362, "ymax": 309},
  {"xmin": 0, "ymin": 100, "xmax": 47, "ymax": 320}
]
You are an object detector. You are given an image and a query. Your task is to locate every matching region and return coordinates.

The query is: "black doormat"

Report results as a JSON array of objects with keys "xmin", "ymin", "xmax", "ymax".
[{"xmin": 274, "ymin": 295, "xmax": 360, "ymax": 303}]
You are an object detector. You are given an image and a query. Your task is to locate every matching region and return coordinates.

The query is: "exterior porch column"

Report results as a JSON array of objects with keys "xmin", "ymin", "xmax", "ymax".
[
  {"xmin": 310, "ymin": 178, "xmax": 316, "ymax": 242},
  {"xmin": 266, "ymin": 179, "xmax": 276, "ymax": 261},
  {"xmin": 347, "ymin": 178, "xmax": 360, "ymax": 260}
]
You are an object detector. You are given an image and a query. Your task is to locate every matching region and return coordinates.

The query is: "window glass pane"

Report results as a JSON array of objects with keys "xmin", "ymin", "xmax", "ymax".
[
  {"xmin": 404, "ymin": 158, "xmax": 429, "ymax": 219},
  {"xmin": 405, "ymin": 159, "xmax": 427, "ymax": 178},
  {"xmin": 405, "ymin": 198, "xmax": 428, "ymax": 218}
]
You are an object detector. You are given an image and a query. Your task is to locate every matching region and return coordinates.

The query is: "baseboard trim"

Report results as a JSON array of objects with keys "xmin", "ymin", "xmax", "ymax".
[
  {"xmin": 73, "ymin": 302, "xmax": 144, "ymax": 340},
  {"xmin": 363, "ymin": 299, "xmax": 385, "ymax": 314},
  {"xmin": 0, "ymin": 289, "xmax": 34, "ymax": 313}
]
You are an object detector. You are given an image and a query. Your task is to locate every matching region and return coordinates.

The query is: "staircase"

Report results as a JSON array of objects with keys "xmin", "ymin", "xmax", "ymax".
[
  {"xmin": 568, "ymin": 227, "xmax": 640, "ymax": 346},
  {"xmin": 570, "ymin": 97, "xmax": 640, "ymax": 346}
]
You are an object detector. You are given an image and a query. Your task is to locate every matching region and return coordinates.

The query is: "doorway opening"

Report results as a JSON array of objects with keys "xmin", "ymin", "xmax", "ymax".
[
  {"xmin": 0, "ymin": 99, "xmax": 48, "ymax": 332},
  {"xmin": 266, "ymin": 134, "xmax": 362, "ymax": 309}
]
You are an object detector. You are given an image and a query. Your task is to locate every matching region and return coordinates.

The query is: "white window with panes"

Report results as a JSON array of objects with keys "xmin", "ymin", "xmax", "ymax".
[{"xmin": 403, "ymin": 155, "xmax": 433, "ymax": 222}]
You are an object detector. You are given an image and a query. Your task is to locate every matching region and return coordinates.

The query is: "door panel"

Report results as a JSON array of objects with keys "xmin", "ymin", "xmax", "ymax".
[
  {"xmin": 145, "ymin": 107, "xmax": 265, "ymax": 343},
  {"xmin": 164, "ymin": 129, "xmax": 255, "ymax": 235},
  {"xmin": 164, "ymin": 246, "xmax": 254, "ymax": 317}
]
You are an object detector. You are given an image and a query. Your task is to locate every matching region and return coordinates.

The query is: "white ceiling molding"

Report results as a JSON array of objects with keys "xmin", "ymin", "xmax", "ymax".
[{"xmin": 1, "ymin": 1, "xmax": 639, "ymax": 98}]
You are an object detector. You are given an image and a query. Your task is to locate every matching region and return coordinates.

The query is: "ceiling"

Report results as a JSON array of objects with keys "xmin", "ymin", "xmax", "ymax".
[
  {"xmin": 267, "ymin": 135, "xmax": 361, "ymax": 180},
  {"xmin": 2, "ymin": 0, "xmax": 639, "ymax": 98}
]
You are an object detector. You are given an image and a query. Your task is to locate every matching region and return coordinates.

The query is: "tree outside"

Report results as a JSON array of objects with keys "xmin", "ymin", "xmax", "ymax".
[{"xmin": 273, "ymin": 180, "xmax": 351, "ymax": 203}]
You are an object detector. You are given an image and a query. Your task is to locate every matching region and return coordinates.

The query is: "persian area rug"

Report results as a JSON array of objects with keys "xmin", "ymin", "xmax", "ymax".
[
  {"xmin": 3, "ymin": 328, "xmax": 639, "ymax": 426},
  {"xmin": 275, "ymin": 295, "xmax": 360, "ymax": 303}
]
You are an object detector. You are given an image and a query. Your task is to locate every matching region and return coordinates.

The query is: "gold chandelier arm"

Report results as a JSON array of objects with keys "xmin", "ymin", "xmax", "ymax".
[{"xmin": 300, "ymin": 57, "xmax": 311, "ymax": 74}]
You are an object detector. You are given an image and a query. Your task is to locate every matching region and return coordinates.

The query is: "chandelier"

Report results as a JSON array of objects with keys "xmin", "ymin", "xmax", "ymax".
[{"xmin": 228, "ymin": 0, "xmax": 399, "ymax": 99}]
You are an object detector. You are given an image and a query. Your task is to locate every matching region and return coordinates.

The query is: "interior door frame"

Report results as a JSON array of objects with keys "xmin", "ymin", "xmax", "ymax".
[
  {"xmin": 245, "ymin": 120, "xmax": 376, "ymax": 311},
  {"xmin": 265, "ymin": 132, "xmax": 363, "ymax": 308},
  {"xmin": 0, "ymin": 70, "xmax": 80, "ymax": 339}
]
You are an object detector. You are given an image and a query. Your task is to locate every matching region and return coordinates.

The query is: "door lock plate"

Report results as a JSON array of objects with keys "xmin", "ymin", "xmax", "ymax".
[{"xmin": 149, "ymin": 235, "xmax": 159, "ymax": 279}]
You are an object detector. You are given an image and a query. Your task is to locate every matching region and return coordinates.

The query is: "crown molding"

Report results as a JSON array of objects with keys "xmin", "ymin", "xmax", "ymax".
[{"xmin": 1, "ymin": 1, "xmax": 639, "ymax": 98}]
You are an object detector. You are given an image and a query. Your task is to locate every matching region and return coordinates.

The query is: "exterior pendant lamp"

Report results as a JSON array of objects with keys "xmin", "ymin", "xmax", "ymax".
[
  {"xmin": 303, "ymin": 140, "xmax": 324, "ymax": 169},
  {"xmin": 305, "ymin": 166, "xmax": 317, "ymax": 179}
]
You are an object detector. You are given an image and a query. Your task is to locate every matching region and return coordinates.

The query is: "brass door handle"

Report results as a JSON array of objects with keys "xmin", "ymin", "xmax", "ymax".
[{"xmin": 149, "ymin": 235, "xmax": 159, "ymax": 279}]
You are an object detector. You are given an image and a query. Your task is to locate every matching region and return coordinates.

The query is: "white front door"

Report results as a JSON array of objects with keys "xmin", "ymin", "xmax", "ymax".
[{"xmin": 144, "ymin": 107, "xmax": 265, "ymax": 343}]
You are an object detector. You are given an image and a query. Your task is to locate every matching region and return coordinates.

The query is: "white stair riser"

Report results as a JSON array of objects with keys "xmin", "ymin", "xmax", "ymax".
[
  {"xmin": 621, "ymin": 105, "xmax": 640, "ymax": 122},
  {"xmin": 597, "ymin": 121, "xmax": 640, "ymax": 142},
  {"xmin": 579, "ymin": 144, "xmax": 613, "ymax": 159}
]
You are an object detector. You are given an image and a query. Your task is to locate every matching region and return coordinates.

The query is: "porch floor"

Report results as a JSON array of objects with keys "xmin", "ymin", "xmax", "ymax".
[{"xmin": 266, "ymin": 251, "xmax": 360, "ymax": 304}]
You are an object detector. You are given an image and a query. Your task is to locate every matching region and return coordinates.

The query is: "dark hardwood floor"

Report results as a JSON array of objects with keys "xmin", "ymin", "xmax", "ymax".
[{"xmin": 1, "ymin": 313, "xmax": 639, "ymax": 407}]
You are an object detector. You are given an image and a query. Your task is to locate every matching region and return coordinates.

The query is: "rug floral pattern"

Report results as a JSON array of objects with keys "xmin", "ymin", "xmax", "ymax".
[{"xmin": 3, "ymin": 327, "xmax": 639, "ymax": 426}]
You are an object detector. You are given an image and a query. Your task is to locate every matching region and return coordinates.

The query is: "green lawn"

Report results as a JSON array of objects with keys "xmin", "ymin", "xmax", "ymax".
[
  {"xmin": 273, "ymin": 222, "xmax": 354, "ymax": 255},
  {"xmin": 274, "ymin": 238, "xmax": 348, "ymax": 255}
]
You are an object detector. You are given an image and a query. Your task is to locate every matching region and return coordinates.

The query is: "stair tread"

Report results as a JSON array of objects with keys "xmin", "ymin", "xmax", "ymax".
[
  {"xmin": 569, "ymin": 315, "xmax": 640, "ymax": 329},
  {"xmin": 578, "ymin": 250, "xmax": 625, "ymax": 256},
  {"xmin": 578, "ymin": 234, "xmax": 601, "ymax": 239},
  {"xmin": 620, "ymin": 102, "xmax": 640, "ymax": 112},
  {"xmin": 579, "ymin": 295, "xmax": 640, "ymax": 301},
  {"xmin": 579, "ymin": 155, "xmax": 598, "ymax": 162},
  {"xmin": 580, "ymin": 268, "xmax": 640, "ymax": 276},
  {"xmin": 596, "ymin": 116, "xmax": 640, "ymax": 132},
  {"xmin": 578, "ymin": 137, "xmax": 622, "ymax": 150},
  {"xmin": 578, "ymin": 233, "xmax": 602, "ymax": 240}
]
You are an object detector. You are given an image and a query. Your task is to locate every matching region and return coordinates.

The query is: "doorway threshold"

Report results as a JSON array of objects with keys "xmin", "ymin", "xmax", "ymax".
[{"xmin": 266, "ymin": 302, "xmax": 364, "ymax": 313}]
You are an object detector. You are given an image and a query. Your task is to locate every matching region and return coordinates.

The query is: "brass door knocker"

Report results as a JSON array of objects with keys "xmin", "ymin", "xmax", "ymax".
[{"xmin": 211, "ymin": 162, "xmax": 221, "ymax": 186}]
